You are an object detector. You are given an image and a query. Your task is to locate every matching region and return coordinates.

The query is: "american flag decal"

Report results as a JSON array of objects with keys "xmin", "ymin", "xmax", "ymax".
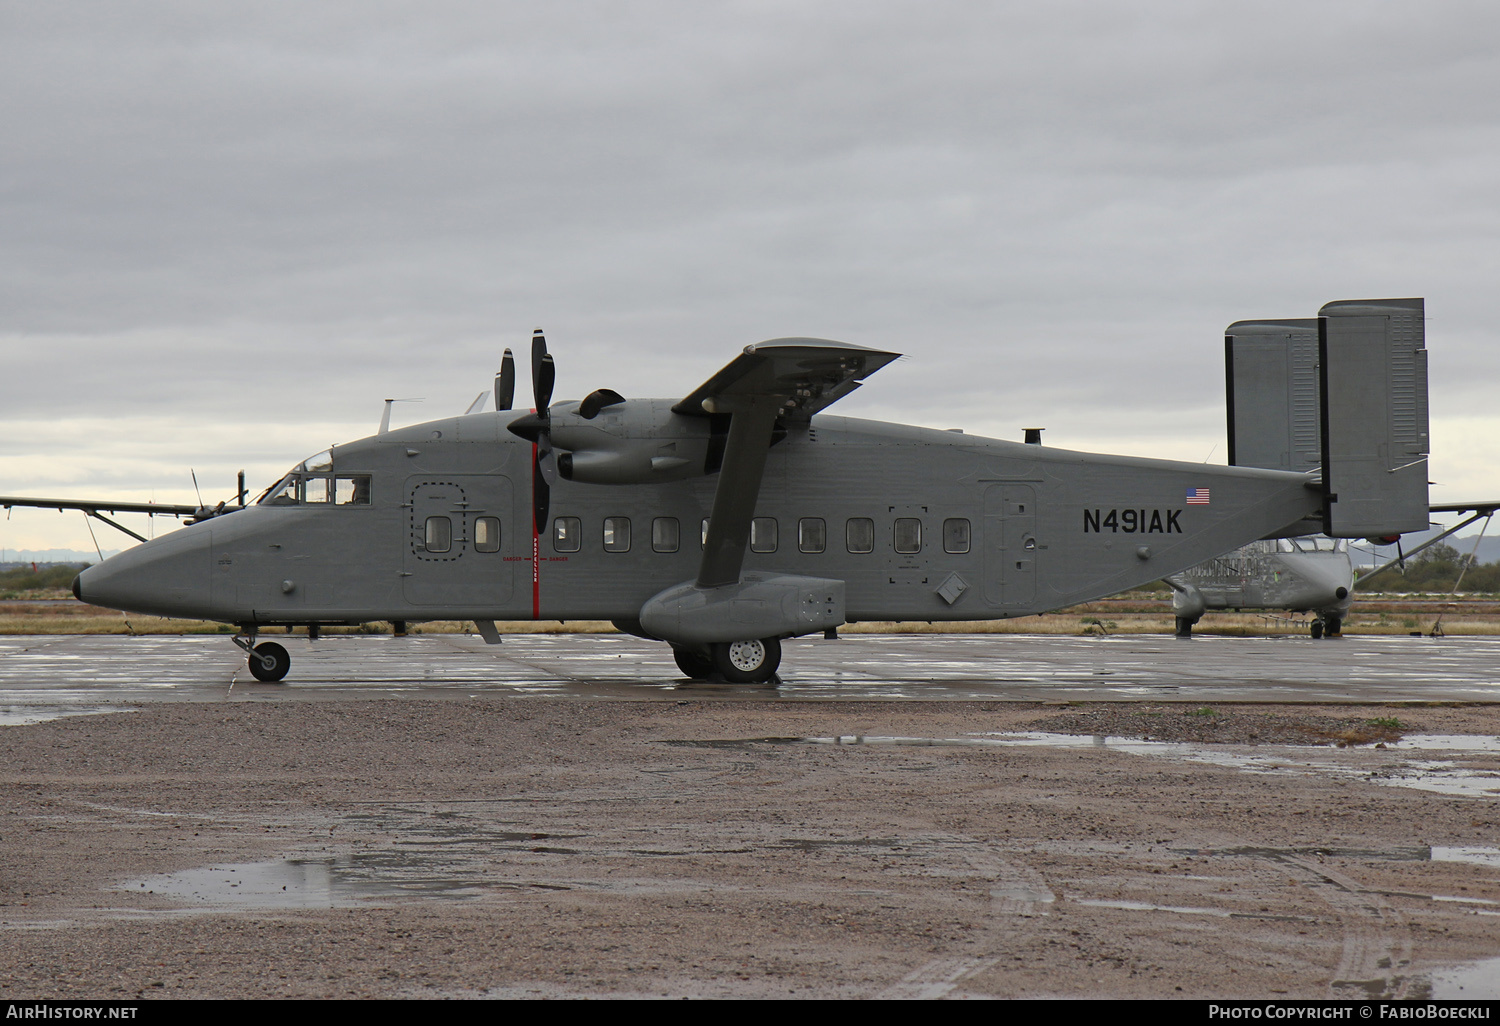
[{"xmin": 1186, "ymin": 487, "xmax": 1211, "ymax": 505}]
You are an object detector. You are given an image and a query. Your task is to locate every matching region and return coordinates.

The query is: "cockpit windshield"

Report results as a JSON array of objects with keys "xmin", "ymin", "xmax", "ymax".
[
  {"xmin": 1276, "ymin": 536, "xmax": 1348, "ymax": 554},
  {"xmin": 256, "ymin": 451, "xmax": 370, "ymax": 507}
]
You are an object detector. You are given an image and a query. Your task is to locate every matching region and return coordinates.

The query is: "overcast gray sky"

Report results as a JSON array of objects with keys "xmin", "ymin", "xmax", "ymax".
[{"xmin": 4, "ymin": 1, "xmax": 1499, "ymax": 553}]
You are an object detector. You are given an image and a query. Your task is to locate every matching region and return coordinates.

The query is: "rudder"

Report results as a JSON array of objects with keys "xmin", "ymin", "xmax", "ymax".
[{"xmin": 1317, "ymin": 298, "xmax": 1429, "ymax": 538}]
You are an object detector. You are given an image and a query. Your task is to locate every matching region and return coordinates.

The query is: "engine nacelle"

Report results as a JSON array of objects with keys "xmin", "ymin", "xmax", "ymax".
[{"xmin": 546, "ymin": 398, "xmax": 713, "ymax": 485}]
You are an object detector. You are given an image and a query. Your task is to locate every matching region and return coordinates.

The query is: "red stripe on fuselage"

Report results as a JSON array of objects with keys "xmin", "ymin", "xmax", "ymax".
[{"xmin": 531, "ymin": 436, "xmax": 541, "ymax": 619}]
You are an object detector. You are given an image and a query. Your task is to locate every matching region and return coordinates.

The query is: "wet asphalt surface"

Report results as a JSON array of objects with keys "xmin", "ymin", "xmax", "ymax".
[
  {"xmin": 2, "ymin": 633, "xmax": 1499, "ymax": 999},
  {"xmin": 1, "ymin": 631, "xmax": 1498, "ymax": 719}
]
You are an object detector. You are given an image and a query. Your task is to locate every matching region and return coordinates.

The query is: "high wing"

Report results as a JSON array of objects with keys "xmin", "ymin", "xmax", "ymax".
[
  {"xmin": 1429, "ymin": 501, "xmax": 1500, "ymax": 515},
  {"xmin": 672, "ymin": 338, "xmax": 900, "ymax": 420},
  {"xmin": 674, "ymin": 339, "xmax": 901, "ymax": 589},
  {"xmin": 0, "ymin": 496, "xmax": 212, "ymax": 544}
]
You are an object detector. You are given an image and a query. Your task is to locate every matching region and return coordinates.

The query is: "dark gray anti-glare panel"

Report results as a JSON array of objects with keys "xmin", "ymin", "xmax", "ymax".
[
  {"xmin": 1318, "ymin": 297, "xmax": 1429, "ymax": 537},
  {"xmin": 1225, "ymin": 318, "xmax": 1320, "ymax": 472}
]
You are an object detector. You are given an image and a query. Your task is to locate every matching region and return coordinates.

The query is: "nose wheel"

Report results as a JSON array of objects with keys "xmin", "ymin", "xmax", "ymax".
[{"xmin": 247, "ymin": 641, "xmax": 291, "ymax": 682}]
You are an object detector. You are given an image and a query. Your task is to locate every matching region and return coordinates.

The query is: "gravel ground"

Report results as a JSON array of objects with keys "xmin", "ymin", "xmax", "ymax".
[{"xmin": 2, "ymin": 699, "xmax": 1498, "ymax": 1000}]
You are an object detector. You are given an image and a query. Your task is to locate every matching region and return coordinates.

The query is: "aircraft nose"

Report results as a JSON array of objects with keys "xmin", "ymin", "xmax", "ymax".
[
  {"xmin": 73, "ymin": 526, "xmax": 216, "ymax": 619},
  {"xmin": 1290, "ymin": 557, "xmax": 1355, "ymax": 610}
]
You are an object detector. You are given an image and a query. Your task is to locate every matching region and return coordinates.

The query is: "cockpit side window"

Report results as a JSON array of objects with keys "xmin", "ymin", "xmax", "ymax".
[
  {"xmin": 304, "ymin": 476, "xmax": 332, "ymax": 504},
  {"xmin": 262, "ymin": 475, "xmax": 299, "ymax": 505},
  {"xmin": 335, "ymin": 476, "xmax": 371, "ymax": 505}
]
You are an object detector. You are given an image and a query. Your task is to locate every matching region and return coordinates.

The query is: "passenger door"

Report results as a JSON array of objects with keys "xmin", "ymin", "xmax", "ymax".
[{"xmin": 402, "ymin": 475, "xmax": 514, "ymax": 607}]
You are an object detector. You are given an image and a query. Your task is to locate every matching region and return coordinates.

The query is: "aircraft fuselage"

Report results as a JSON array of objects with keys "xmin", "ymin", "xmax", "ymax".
[{"xmin": 77, "ymin": 409, "xmax": 1322, "ymax": 629}]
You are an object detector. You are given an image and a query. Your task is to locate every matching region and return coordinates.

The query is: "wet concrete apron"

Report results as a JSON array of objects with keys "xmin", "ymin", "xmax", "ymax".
[{"xmin": 1, "ymin": 699, "xmax": 1498, "ymax": 999}]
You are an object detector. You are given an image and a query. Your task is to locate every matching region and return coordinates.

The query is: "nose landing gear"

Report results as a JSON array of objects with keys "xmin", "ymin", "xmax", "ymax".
[
  {"xmin": 231, "ymin": 630, "xmax": 292, "ymax": 682},
  {"xmin": 1311, "ymin": 615, "xmax": 1342, "ymax": 640}
]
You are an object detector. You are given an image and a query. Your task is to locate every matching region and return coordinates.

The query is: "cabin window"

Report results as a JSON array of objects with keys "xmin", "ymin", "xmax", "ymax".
[
  {"xmin": 424, "ymin": 516, "xmax": 452, "ymax": 553},
  {"xmin": 474, "ymin": 517, "xmax": 501, "ymax": 552},
  {"xmin": 335, "ymin": 476, "xmax": 371, "ymax": 505},
  {"xmin": 943, "ymin": 518, "xmax": 970, "ymax": 554},
  {"xmin": 894, "ymin": 518, "xmax": 922, "ymax": 554},
  {"xmin": 553, "ymin": 516, "xmax": 582, "ymax": 553},
  {"xmin": 652, "ymin": 517, "xmax": 679, "ymax": 553},
  {"xmin": 603, "ymin": 516, "xmax": 631, "ymax": 552},
  {"xmin": 845, "ymin": 518, "xmax": 874, "ymax": 554},
  {"xmin": 798, "ymin": 518, "xmax": 826, "ymax": 554},
  {"xmin": 750, "ymin": 517, "xmax": 778, "ymax": 553}
]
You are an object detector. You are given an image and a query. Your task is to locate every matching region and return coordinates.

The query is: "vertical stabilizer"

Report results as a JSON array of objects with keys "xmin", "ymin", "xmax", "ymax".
[
  {"xmin": 1225, "ymin": 318, "xmax": 1321, "ymax": 472},
  {"xmin": 1318, "ymin": 298, "xmax": 1429, "ymax": 537}
]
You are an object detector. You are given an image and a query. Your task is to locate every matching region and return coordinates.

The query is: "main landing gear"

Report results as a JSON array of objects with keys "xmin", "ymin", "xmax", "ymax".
[{"xmin": 673, "ymin": 638, "xmax": 782, "ymax": 684}]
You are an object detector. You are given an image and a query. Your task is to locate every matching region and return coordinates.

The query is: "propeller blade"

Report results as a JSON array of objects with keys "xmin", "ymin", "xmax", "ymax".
[
  {"xmin": 526, "ymin": 329, "xmax": 554, "ymax": 533},
  {"xmin": 531, "ymin": 329, "xmax": 550, "ymax": 412},
  {"xmin": 496, "ymin": 348, "xmax": 515, "ymax": 412},
  {"xmin": 533, "ymin": 451, "xmax": 550, "ymax": 534},
  {"xmin": 536, "ymin": 353, "xmax": 555, "ymax": 413}
]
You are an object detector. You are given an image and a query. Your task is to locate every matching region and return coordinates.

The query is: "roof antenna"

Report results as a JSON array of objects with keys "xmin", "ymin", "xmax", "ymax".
[{"xmin": 378, "ymin": 398, "xmax": 424, "ymax": 435}]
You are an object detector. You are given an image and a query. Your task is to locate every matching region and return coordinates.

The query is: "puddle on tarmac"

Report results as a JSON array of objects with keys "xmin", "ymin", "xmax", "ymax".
[
  {"xmin": 1072, "ymin": 898, "xmax": 1313, "ymax": 923},
  {"xmin": 1432, "ymin": 846, "xmax": 1500, "ymax": 869},
  {"xmin": 115, "ymin": 853, "xmax": 556, "ymax": 909},
  {"xmin": 1429, "ymin": 955, "xmax": 1500, "ymax": 999},
  {"xmin": 665, "ymin": 732, "xmax": 1500, "ymax": 799},
  {"xmin": 0, "ymin": 704, "xmax": 126, "ymax": 726}
]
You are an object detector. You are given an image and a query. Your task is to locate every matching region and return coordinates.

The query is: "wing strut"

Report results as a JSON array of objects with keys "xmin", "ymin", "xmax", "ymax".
[
  {"xmin": 1356, "ymin": 501, "xmax": 1500, "ymax": 588},
  {"xmin": 678, "ymin": 338, "xmax": 901, "ymax": 591},
  {"xmin": 697, "ymin": 395, "xmax": 781, "ymax": 589},
  {"xmin": 84, "ymin": 510, "xmax": 148, "ymax": 543}
]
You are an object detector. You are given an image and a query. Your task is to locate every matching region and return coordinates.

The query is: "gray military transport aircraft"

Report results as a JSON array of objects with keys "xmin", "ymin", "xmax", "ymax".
[
  {"xmin": 1163, "ymin": 312, "xmax": 1498, "ymax": 638},
  {"xmin": 2, "ymin": 298, "xmax": 1435, "ymax": 683},
  {"xmin": 1166, "ymin": 501, "xmax": 1498, "ymax": 640}
]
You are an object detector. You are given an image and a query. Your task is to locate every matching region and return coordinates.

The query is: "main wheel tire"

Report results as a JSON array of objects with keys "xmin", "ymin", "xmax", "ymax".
[
  {"xmin": 1310, "ymin": 621, "xmax": 1324, "ymax": 640},
  {"xmin": 248, "ymin": 641, "xmax": 291, "ymax": 682},
  {"xmin": 711, "ymin": 638, "xmax": 782, "ymax": 684},
  {"xmin": 672, "ymin": 647, "xmax": 715, "ymax": 680},
  {"xmin": 1174, "ymin": 616, "xmax": 1194, "ymax": 638},
  {"xmin": 1325, "ymin": 616, "xmax": 1342, "ymax": 636}
]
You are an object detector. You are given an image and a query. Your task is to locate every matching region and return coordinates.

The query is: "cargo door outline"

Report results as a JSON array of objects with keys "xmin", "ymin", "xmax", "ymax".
[{"xmin": 983, "ymin": 484, "xmax": 1037, "ymax": 606}]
